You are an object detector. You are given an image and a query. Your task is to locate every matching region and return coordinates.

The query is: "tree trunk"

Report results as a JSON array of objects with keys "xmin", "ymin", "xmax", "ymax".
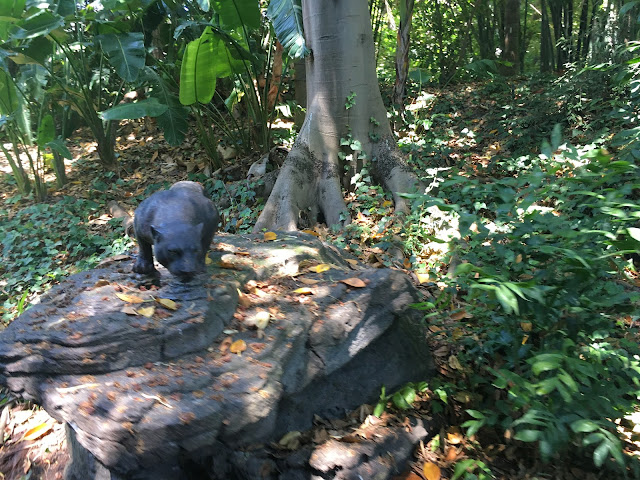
[
  {"xmin": 576, "ymin": 0, "xmax": 590, "ymax": 61},
  {"xmin": 254, "ymin": 0, "xmax": 420, "ymax": 232},
  {"xmin": 502, "ymin": 0, "xmax": 520, "ymax": 75},
  {"xmin": 392, "ymin": 0, "xmax": 415, "ymax": 111},
  {"xmin": 540, "ymin": 0, "xmax": 554, "ymax": 72}
]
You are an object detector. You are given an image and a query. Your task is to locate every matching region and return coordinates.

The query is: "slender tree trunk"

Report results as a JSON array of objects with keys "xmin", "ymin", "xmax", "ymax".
[
  {"xmin": 576, "ymin": 0, "xmax": 590, "ymax": 61},
  {"xmin": 520, "ymin": 0, "xmax": 528, "ymax": 72},
  {"xmin": 392, "ymin": 0, "xmax": 415, "ymax": 111},
  {"xmin": 254, "ymin": 0, "xmax": 420, "ymax": 232},
  {"xmin": 540, "ymin": 0, "xmax": 554, "ymax": 72},
  {"xmin": 502, "ymin": 0, "xmax": 520, "ymax": 75}
]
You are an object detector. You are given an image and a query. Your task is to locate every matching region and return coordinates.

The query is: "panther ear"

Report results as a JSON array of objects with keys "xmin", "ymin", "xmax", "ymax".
[{"xmin": 150, "ymin": 225, "xmax": 163, "ymax": 241}]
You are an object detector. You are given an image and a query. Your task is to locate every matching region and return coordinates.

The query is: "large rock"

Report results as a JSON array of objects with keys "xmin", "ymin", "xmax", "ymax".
[{"xmin": 0, "ymin": 232, "xmax": 433, "ymax": 479}]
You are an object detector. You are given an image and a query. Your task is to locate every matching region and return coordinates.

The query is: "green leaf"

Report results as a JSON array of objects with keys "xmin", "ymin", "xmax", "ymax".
[
  {"xmin": 530, "ymin": 354, "xmax": 563, "ymax": 375},
  {"xmin": 628, "ymin": 227, "xmax": 640, "ymax": 242},
  {"xmin": 179, "ymin": 27, "xmax": 218, "ymax": 105},
  {"xmin": 143, "ymin": 69, "xmax": 189, "ymax": 146},
  {"xmin": 0, "ymin": 0, "xmax": 26, "ymax": 17},
  {"xmin": 571, "ymin": 419, "xmax": 599, "ymax": 433},
  {"xmin": 593, "ymin": 440, "xmax": 609, "ymax": 467},
  {"xmin": 45, "ymin": 138, "xmax": 72, "ymax": 159},
  {"xmin": 267, "ymin": 0, "xmax": 309, "ymax": 58},
  {"xmin": 36, "ymin": 114, "xmax": 54, "ymax": 145},
  {"xmin": 513, "ymin": 429, "xmax": 542, "ymax": 442},
  {"xmin": 0, "ymin": 68, "xmax": 18, "ymax": 114},
  {"xmin": 96, "ymin": 33, "xmax": 146, "ymax": 82},
  {"xmin": 373, "ymin": 401, "xmax": 385, "ymax": 417},
  {"xmin": 212, "ymin": 0, "xmax": 260, "ymax": 29},
  {"xmin": 100, "ymin": 98, "xmax": 168, "ymax": 120},
  {"xmin": 10, "ymin": 10, "xmax": 64, "ymax": 40}
]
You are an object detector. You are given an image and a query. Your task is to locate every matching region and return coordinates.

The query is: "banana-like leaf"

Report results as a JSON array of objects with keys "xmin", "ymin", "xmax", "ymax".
[
  {"xmin": 10, "ymin": 10, "xmax": 64, "ymax": 40},
  {"xmin": 211, "ymin": 0, "xmax": 260, "ymax": 29},
  {"xmin": 37, "ymin": 114, "xmax": 55, "ymax": 145},
  {"xmin": 0, "ymin": 0, "xmax": 26, "ymax": 17},
  {"xmin": 267, "ymin": 0, "xmax": 309, "ymax": 59},
  {"xmin": 179, "ymin": 27, "xmax": 222, "ymax": 105},
  {"xmin": 0, "ymin": 68, "xmax": 18, "ymax": 114},
  {"xmin": 96, "ymin": 33, "xmax": 146, "ymax": 82},
  {"xmin": 100, "ymin": 97, "xmax": 168, "ymax": 121},
  {"xmin": 142, "ymin": 67, "xmax": 189, "ymax": 145}
]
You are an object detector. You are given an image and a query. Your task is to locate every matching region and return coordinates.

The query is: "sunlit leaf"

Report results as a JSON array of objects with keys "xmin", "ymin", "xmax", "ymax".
[
  {"xmin": 230, "ymin": 339, "xmax": 247, "ymax": 354},
  {"xmin": 340, "ymin": 278, "xmax": 366, "ymax": 288},
  {"xmin": 308, "ymin": 264, "xmax": 330, "ymax": 273},
  {"xmin": 263, "ymin": 231, "xmax": 278, "ymax": 241},
  {"xmin": 293, "ymin": 287, "xmax": 313, "ymax": 295},
  {"xmin": 423, "ymin": 461, "xmax": 441, "ymax": 480},
  {"xmin": 115, "ymin": 293, "xmax": 144, "ymax": 303},
  {"xmin": 156, "ymin": 298, "xmax": 178, "ymax": 310},
  {"xmin": 96, "ymin": 33, "xmax": 146, "ymax": 82},
  {"xmin": 22, "ymin": 422, "xmax": 52, "ymax": 441},
  {"xmin": 137, "ymin": 306, "xmax": 155, "ymax": 318}
]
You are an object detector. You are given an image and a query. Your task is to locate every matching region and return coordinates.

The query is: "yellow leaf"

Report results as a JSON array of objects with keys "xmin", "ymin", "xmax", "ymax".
[
  {"xmin": 450, "ymin": 310, "xmax": 472, "ymax": 321},
  {"xmin": 340, "ymin": 278, "xmax": 366, "ymax": 288},
  {"xmin": 521, "ymin": 321, "xmax": 532, "ymax": 332},
  {"xmin": 382, "ymin": 200, "xmax": 393, "ymax": 208},
  {"xmin": 522, "ymin": 335, "xmax": 529, "ymax": 345},
  {"xmin": 205, "ymin": 255, "xmax": 213, "ymax": 265},
  {"xmin": 156, "ymin": 298, "xmax": 178, "ymax": 310},
  {"xmin": 416, "ymin": 273, "xmax": 430, "ymax": 284},
  {"xmin": 137, "ymin": 306, "xmax": 155, "ymax": 318},
  {"xmin": 301, "ymin": 229, "xmax": 319, "ymax": 237},
  {"xmin": 299, "ymin": 278, "xmax": 319, "ymax": 285},
  {"xmin": 238, "ymin": 289, "xmax": 252, "ymax": 308},
  {"xmin": 230, "ymin": 339, "xmax": 247, "ymax": 354},
  {"xmin": 423, "ymin": 461, "xmax": 441, "ymax": 480},
  {"xmin": 345, "ymin": 258, "xmax": 358, "ymax": 266},
  {"xmin": 308, "ymin": 264, "xmax": 330, "ymax": 273},
  {"xmin": 515, "ymin": 253, "xmax": 523, "ymax": 263},
  {"xmin": 447, "ymin": 427, "xmax": 464, "ymax": 444},
  {"xmin": 293, "ymin": 287, "xmax": 314, "ymax": 295},
  {"xmin": 448, "ymin": 355, "xmax": 462, "ymax": 370},
  {"xmin": 263, "ymin": 231, "xmax": 277, "ymax": 241},
  {"xmin": 22, "ymin": 422, "xmax": 52, "ymax": 441},
  {"xmin": 403, "ymin": 258, "xmax": 411, "ymax": 269},
  {"xmin": 115, "ymin": 292, "xmax": 144, "ymax": 303},
  {"xmin": 248, "ymin": 311, "xmax": 270, "ymax": 329}
]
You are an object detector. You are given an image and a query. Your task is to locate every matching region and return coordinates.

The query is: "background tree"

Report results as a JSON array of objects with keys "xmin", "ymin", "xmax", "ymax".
[
  {"xmin": 503, "ymin": 0, "xmax": 521, "ymax": 75},
  {"xmin": 254, "ymin": 0, "xmax": 420, "ymax": 231}
]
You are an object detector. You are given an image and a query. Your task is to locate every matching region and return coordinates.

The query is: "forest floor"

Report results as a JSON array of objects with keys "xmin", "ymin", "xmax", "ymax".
[{"xmin": 1, "ymin": 79, "xmax": 639, "ymax": 479}]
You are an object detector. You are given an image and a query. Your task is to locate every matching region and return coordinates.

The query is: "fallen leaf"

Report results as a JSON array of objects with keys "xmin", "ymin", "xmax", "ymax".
[
  {"xmin": 308, "ymin": 264, "xmax": 330, "ymax": 273},
  {"xmin": 340, "ymin": 278, "xmax": 366, "ymax": 288},
  {"xmin": 394, "ymin": 473, "xmax": 421, "ymax": 480},
  {"xmin": 293, "ymin": 287, "xmax": 314, "ymax": 295},
  {"xmin": 450, "ymin": 309, "xmax": 472, "ymax": 321},
  {"xmin": 515, "ymin": 253, "xmax": 523, "ymax": 263},
  {"xmin": 205, "ymin": 256, "xmax": 213, "ymax": 265},
  {"xmin": 416, "ymin": 273, "xmax": 430, "ymax": 284},
  {"xmin": 448, "ymin": 355, "xmax": 463, "ymax": 370},
  {"xmin": 137, "ymin": 306, "xmax": 155, "ymax": 318},
  {"xmin": 278, "ymin": 431, "xmax": 302, "ymax": 449},
  {"xmin": 301, "ymin": 229, "xmax": 319, "ymax": 237},
  {"xmin": 94, "ymin": 279, "xmax": 110, "ymax": 288},
  {"xmin": 345, "ymin": 258, "xmax": 358, "ymax": 266},
  {"xmin": 423, "ymin": 461, "xmax": 441, "ymax": 480},
  {"xmin": 246, "ymin": 311, "xmax": 270, "ymax": 329},
  {"xmin": 403, "ymin": 258, "xmax": 411, "ymax": 269},
  {"xmin": 447, "ymin": 426, "xmax": 464, "ymax": 444},
  {"xmin": 121, "ymin": 306, "xmax": 139, "ymax": 316},
  {"xmin": 263, "ymin": 231, "xmax": 277, "ymax": 241},
  {"xmin": 382, "ymin": 200, "xmax": 393, "ymax": 208},
  {"xmin": 22, "ymin": 422, "xmax": 52, "ymax": 441},
  {"xmin": 238, "ymin": 290, "xmax": 252, "ymax": 308},
  {"xmin": 156, "ymin": 298, "xmax": 178, "ymax": 310},
  {"xmin": 115, "ymin": 293, "xmax": 144, "ymax": 303},
  {"xmin": 299, "ymin": 278, "xmax": 319, "ymax": 285},
  {"xmin": 230, "ymin": 339, "xmax": 247, "ymax": 354}
]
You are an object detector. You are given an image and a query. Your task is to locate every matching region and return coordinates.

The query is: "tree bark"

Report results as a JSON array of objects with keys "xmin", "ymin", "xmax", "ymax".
[
  {"xmin": 392, "ymin": 0, "xmax": 415, "ymax": 110},
  {"xmin": 254, "ymin": 0, "xmax": 420, "ymax": 232},
  {"xmin": 502, "ymin": 0, "xmax": 520, "ymax": 75}
]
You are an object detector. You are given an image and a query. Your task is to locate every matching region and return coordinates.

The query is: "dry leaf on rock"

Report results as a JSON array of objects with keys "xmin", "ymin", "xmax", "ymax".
[
  {"xmin": 137, "ymin": 306, "xmax": 155, "ymax": 318},
  {"xmin": 121, "ymin": 306, "xmax": 139, "ymax": 316},
  {"xmin": 263, "ymin": 231, "xmax": 277, "ymax": 241},
  {"xmin": 22, "ymin": 422, "xmax": 52, "ymax": 441},
  {"xmin": 299, "ymin": 278, "xmax": 319, "ymax": 285},
  {"xmin": 340, "ymin": 278, "xmax": 366, "ymax": 288},
  {"xmin": 293, "ymin": 287, "xmax": 314, "ymax": 295},
  {"xmin": 308, "ymin": 264, "xmax": 330, "ymax": 273},
  {"xmin": 230, "ymin": 339, "xmax": 247, "ymax": 354},
  {"xmin": 156, "ymin": 298, "xmax": 178, "ymax": 310},
  {"xmin": 115, "ymin": 293, "xmax": 144, "ymax": 304}
]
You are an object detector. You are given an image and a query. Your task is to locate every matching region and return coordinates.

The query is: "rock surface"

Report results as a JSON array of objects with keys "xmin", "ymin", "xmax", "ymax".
[{"xmin": 0, "ymin": 232, "xmax": 433, "ymax": 479}]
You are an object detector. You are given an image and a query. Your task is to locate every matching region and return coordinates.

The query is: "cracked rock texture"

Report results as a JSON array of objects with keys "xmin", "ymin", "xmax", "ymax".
[{"xmin": 0, "ymin": 232, "xmax": 433, "ymax": 479}]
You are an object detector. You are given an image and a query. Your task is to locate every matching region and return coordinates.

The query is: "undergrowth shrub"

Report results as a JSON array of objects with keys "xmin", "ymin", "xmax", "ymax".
[
  {"xmin": 0, "ymin": 196, "xmax": 133, "ymax": 324},
  {"xmin": 410, "ymin": 138, "xmax": 640, "ymax": 473}
]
